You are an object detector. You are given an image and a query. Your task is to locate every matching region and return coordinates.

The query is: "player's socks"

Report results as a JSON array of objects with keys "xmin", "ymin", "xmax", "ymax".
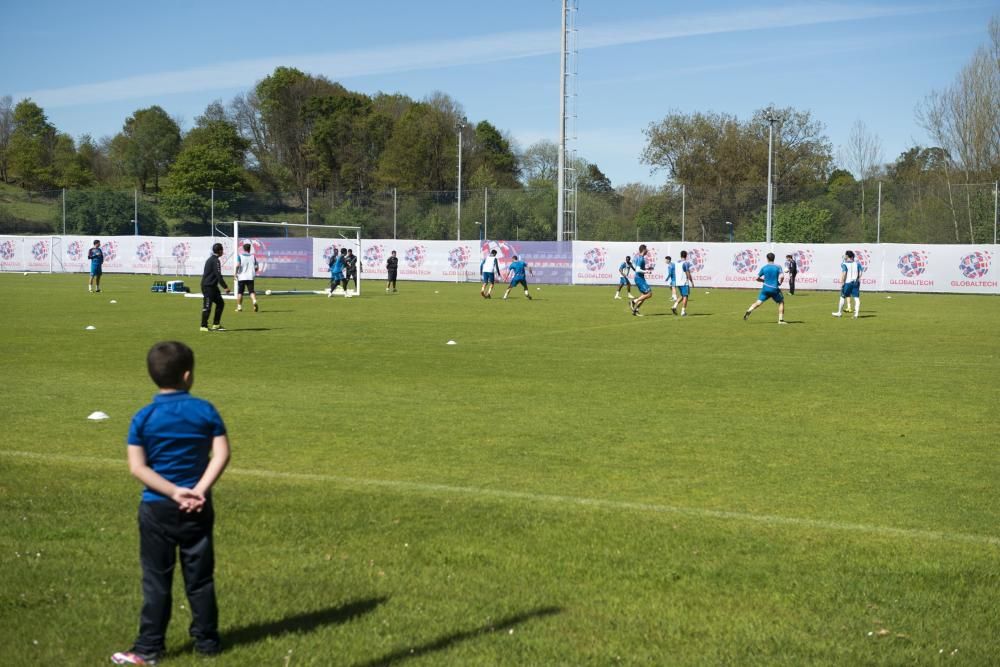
[{"xmin": 88, "ymin": 285, "xmax": 92, "ymax": 292}]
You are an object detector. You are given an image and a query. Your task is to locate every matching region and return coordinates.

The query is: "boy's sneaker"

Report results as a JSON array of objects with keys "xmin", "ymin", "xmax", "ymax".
[
  {"xmin": 236, "ymin": 305, "xmax": 242, "ymax": 312},
  {"xmin": 743, "ymin": 310, "xmax": 751, "ymax": 320},
  {"xmin": 111, "ymin": 649, "xmax": 160, "ymax": 665},
  {"xmin": 614, "ymin": 294, "xmax": 621, "ymax": 300},
  {"xmin": 210, "ymin": 324, "xmax": 226, "ymax": 331},
  {"xmin": 253, "ymin": 302, "xmax": 258, "ymax": 312},
  {"xmin": 200, "ymin": 326, "xmax": 210, "ymax": 332},
  {"xmin": 778, "ymin": 319, "xmax": 787, "ymax": 325},
  {"xmin": 831, "ymin": 312, "xmax": 841, "ymax": 317},
  {"xmin": 671, "ymin": 305, "xmax": 677, "ymax": 315},
  {"xmin": 95, "ymin": 288, "xmax": 101, "ymax": 293}
]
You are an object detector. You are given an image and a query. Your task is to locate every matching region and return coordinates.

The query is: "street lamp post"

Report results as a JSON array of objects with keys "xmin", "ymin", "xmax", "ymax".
[
  {"xmin": 475, "ymin": 221, "xmax": 482, "ymax": 242},
  {"xmin": 725, "ymin": 221, "xmax": 733, "ymax": 243},
  {"xmin": 764, "ymin": 109, "xmax": 780, "ymax": 244}
]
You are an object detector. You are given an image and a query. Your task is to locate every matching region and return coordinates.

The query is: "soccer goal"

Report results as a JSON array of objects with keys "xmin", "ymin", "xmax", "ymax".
[
  {"xmin": 217, "ymin": 220, "xmax": 363, "ymax": 296},
  {"xmin": 154, "ymin": 255, "xmax": 187, "ymax": 276}
]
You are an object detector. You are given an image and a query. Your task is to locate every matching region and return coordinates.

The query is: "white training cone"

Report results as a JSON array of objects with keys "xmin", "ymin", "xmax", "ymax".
[
  {"xmin": 446, "ymin": 340, "xmax": 457, "ymax": 345},
  {"xmin": 87, "ymin": 411, "xmax": 109, "ymax": 420},
  {"xmin": 85, "ymin": 325, "xmax": 96, "ymax": 330}
]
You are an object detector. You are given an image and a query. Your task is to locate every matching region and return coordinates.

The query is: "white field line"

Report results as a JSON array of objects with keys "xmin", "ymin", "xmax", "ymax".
[{"xmin": 4, "ymin": 449, "xmax": 998, "ymax": 548}]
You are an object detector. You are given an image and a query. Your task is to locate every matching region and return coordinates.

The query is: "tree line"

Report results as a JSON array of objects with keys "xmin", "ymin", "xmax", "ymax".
[{"xmin": 0, "ymin": 17, "xmax": 996, "ymax": 242}]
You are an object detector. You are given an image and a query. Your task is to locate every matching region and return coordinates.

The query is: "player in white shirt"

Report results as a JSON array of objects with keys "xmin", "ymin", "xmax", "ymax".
[
  {"xmin": 234, "ymin": 243, "xmax": 259, "ymax": 312},
  {"xmin": 832, "ymin": 250, "xmax": 863, "ymax": 319}
]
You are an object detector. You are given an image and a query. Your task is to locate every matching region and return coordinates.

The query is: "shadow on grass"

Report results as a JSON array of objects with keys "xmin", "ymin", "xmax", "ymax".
[
  {"xmin": 175, "ymin": 596, "xmax": 388, "ymax": 655},
  {"xmin": 223, "ymin": 327, "xmax": 276, "ymax": 332},
  {"xmin": 353, "ymin": 605, "xmax": 562, "ymax": 667}
]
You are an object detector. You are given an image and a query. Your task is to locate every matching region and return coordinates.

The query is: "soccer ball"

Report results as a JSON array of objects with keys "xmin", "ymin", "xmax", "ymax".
[{"xmin": 265, "ymin": 289, "xmax": 272, "ymax": 296}]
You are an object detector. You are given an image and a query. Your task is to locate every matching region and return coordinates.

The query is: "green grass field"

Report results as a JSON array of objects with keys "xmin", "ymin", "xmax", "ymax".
[{"xmin": 1, "ymin": 272, "xmax": 998, "ymax": 665}]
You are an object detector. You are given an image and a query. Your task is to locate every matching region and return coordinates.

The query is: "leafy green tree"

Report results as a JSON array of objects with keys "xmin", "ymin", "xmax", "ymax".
[
  {"xmin": 64, "ymin": 189, "xmax": 165, "ymax": 235},
  {"xmin": 161, "ymin": 145, "xmax": 247, "ymax": 225},
  {"xmin": 8, "ymin": 99, "xmax": 57, "ymax": 190},
  {"xmin": 737, "ymin": 201, "xmax": 833, "ymax": 242},
  {"xmin": 469, "ymin": 121, "xmax": 519, "ymax": 188},
  {"xmin": 377, "ymin": 102, "xmax": 455, "ymax": 191},
  {"xmin": 52, "ymin": 133, "xmax": 93, "ymax": 188},
  {"xmin": 113, "ymin": 106, "xmax": 181, "ymax": 192}
]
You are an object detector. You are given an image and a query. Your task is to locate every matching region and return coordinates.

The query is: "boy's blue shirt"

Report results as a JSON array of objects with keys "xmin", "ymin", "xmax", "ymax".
[{"xmin": 127, "ymin": 391, "xmax": 226, "ymax": 503}]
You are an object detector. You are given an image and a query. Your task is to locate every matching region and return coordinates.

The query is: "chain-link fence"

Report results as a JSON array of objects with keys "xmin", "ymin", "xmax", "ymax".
[{"xmin": 2, "ymin": 182, "xmax": 997, "ymax": 244}]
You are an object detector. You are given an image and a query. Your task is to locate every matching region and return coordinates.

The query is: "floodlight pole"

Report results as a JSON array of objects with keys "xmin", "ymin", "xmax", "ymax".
[
  {"xmin": 765, "ymin": 110, "xmax": 780, "ymax": 244},
  {"xmin": 134, "ymin": 189, "xmax": 138, "ymax": 236},
  {"xmin": 994, "ymin": 180, "xmax": 998, "ymax": 245},
  {"xmin": 557, "ymin": 0, "xmax": 568, "ymax": 242},
  {"xmin": 877, "ymin": 181, "xmax": 882, "ymax": 243},
  {"xmin": 725, "ymin": 221, "xmax": 733, "ymax": 242},
  {"xmin": 457, "ymin": 121, "xmax": 464, "ymax": 241}
]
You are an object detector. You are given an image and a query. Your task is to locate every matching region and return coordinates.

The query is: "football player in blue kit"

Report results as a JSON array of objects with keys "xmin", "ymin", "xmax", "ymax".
[{"xmin": 743, "ymin": 252, "xmax": 786, "ymax": 324}]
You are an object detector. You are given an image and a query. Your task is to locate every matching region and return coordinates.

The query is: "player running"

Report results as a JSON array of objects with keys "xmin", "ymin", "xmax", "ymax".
[
  {"xmin": 832, "ymin": 250, "xmax": 863, "ymax": 318},
  {"xmin": 628, "ymin": 244, "xmax": 652, "ymax": 316},
  {"xmin": 502, "ymin": 255, "xmax": 533, "ymax": 300},
  {"xmin": 673, "ymin": 250, "xmax": 694, "ymax": 316},
  {"xmin": 614, "ymin": 255, "xmax": 634, "ymax": 300},
  {"xmin": 481, "ymin": 249, "xmax": 500, "ymax": 299},
  {"xmin": 743, "ymin": 252, "xmax": 786, "ymax": 324},
  {"xmin": 328, "ymin": 247, "xmax": 348, "ymax": 297}
]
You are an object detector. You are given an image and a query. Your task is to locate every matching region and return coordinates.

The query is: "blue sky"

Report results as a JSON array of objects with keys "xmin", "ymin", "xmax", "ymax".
[{"xmin": 1, "ymin": 1, "xmax": 995, "ymax": 186}]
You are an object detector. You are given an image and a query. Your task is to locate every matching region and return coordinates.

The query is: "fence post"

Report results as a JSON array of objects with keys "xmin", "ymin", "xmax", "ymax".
[
  {"xmin": 994, "ymin": 181, "xmax": 998, "ymax": 245},
  {"xmin": 306, "ymin": 187, "xmax": 310, "ymax": 225},
  {"xmin": 681, "ymin": 184, "xmax": 686, "ymax": 242},
  {"xmin": 62, "ymin": 188, "xmax": 66, "ymax": 235},
  {"xmin": 393, "ymin": 188, "xmax": 397, "ymax": 240},
  {"xmin": 876, "ymin": 181, "xmax": 882, "ymax": 244},
  {"xmin": 211, "ymin": 188, "xmax": 214, "ymax": 230},
  {"xmin": 484, "ymin": 187, "xmax": 488, "ymax": 242}
]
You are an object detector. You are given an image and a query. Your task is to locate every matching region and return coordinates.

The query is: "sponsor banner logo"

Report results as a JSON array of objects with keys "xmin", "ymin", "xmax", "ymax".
[
  {"xmin": 582, "ymin": 246, "xmax": 606, "ymax": 272},
  {"xmin": 897, "ymin": 250, "xmax": 929, "ymax": 278}
]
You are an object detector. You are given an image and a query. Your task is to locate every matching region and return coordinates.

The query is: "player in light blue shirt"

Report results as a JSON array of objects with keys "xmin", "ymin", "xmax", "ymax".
[
  {"xmin": 328, "ymin": 248, "xmax": 347, "ymax": 296},
  {"xmin": 743, "ymin": 252, "xmax": 786, "ymax": 324},
  {"xmin": 673, "ymin": 250, "xmax": 694, "ymax": 316},
  {"xmin": 502, "ymin": 255, "xmax": 533, "ymax": 300},
  {"xmin": 480, "ymin": 249, "xmax": 500, "ymax": 299},
  {"xmin": 833, "ymin": 249, "xmax": 863, "ymax": 318},
  {"xmin": 614, "ymin": 255, "xmax": 634, "ymax": 300},
  {"xmin": 664, "ymin": 256, "xmax": 678, "ymax": 305},
  {"xmin": 628, "ymin": 244, "xmax": 652, "ymax": 316}
]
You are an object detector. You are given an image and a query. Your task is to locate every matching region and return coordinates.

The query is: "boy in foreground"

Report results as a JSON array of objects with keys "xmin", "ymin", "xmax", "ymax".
[
  {"xmin": 112, "ymin": 341, "xmax": 230, "ymax": 665},
  {"xmin": 743, "ymin": 252, "xmax": 787, "ymax": 324},
  {"xmin": 629, "ymin": 245, "xmax": 652, "ymax": 316},
  {"xmin": 502, "ymin": 255, "xmax": 533, "ymax": 300}
]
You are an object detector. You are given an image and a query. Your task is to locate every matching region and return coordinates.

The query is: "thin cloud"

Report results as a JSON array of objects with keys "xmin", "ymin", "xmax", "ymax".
[{"xmin": 16, "ymin": 2, "xmax": 963, "ymax": 108}]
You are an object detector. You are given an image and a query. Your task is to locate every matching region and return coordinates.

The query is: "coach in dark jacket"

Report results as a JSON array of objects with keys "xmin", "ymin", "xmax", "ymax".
[
  {"xmin": 784, "ymin": 254, "xmax": 798, "ymax": 295},
  {"xmin": 200, "ymin": 243, "xmax": 230, "ymax": 331}
]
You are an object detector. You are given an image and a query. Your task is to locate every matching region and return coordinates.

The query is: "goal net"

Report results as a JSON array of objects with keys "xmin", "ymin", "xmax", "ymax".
[{"xmin": 215, "ymin": 220, "xmax": 363, "ymax": 295}]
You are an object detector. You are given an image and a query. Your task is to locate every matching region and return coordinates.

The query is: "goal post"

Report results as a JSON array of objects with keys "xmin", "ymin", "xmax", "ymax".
[{"xmin": 222, "ymin": 220, "xmax": 363, "ymax": 295}]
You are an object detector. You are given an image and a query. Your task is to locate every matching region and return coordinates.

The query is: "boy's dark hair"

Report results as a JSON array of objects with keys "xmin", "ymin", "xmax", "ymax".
[
  {"xmin": 243, "ymin": 243, "xmax": 251, "ymax": 252},
  {"xmin": 147, "ymin": 341, "xmax": 194, "ymax": 389},
  {"xmin": 665, "ymin": 256, "xmax": 672, "ymax": 261},
  {"xmin": 767, "ymin": 252, "xmax": 775, "ymax": 261},
  {"xmin": 391, "ymin": 250, "xmax": 396, "ymax": 255},
  {"xmin": 638, "ymin": 244, "xmax": 647, "ymax": 253},
  {"xmin": 512, "ymin": 255, "xmax": 519, "ymax": 260},
  {"xmin": 490, "ymin": 250, "xmax": 497, "ymax": 256},
  {"xmin": 93, "ymin": 239, "xmax": 101, "ymax": 246},
  {"xmin": 786, "ymin": 254, "xmax": 793, "ymax": 258},
  {"xmin": 845, "ymin": 250, "xmax": 855, "ymax": 259},
  {"xmin": 212, "ymin": 242, "xmax": 223, "ymax": 254},
  {"xmin": 680, "ymin": 250, "xmax": 688, "ymax": 258}
]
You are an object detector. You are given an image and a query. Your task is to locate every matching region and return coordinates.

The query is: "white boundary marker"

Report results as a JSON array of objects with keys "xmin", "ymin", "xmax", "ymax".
[{"xmin": 3, "ymin": 450, "xmax": 997, "ymax": 548}]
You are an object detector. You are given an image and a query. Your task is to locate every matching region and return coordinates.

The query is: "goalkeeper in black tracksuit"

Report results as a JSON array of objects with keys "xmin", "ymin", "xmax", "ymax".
[{"xmin": 200, "ymin": 243, "xmax": 230, "ymax": 331}]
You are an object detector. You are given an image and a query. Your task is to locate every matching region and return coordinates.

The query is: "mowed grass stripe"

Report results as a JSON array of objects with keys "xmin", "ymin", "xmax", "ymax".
[{"xmin": 6, "ymin": 449, "xmax": 998, "ymax": 548}]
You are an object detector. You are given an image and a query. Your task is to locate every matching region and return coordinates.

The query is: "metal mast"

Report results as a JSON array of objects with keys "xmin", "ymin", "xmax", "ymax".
[{"xmin": 557, "ymin": 1, "xmax": 578, "ymax": 241}]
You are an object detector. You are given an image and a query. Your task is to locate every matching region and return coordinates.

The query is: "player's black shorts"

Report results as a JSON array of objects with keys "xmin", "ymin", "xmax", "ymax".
[
  {"xmin": 238, "ymin": 280, "xmax": 255, "ymax": 295},
  {"xmin": 387, "ymin": 270, "xmax": 397, "ymax": 282}
]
